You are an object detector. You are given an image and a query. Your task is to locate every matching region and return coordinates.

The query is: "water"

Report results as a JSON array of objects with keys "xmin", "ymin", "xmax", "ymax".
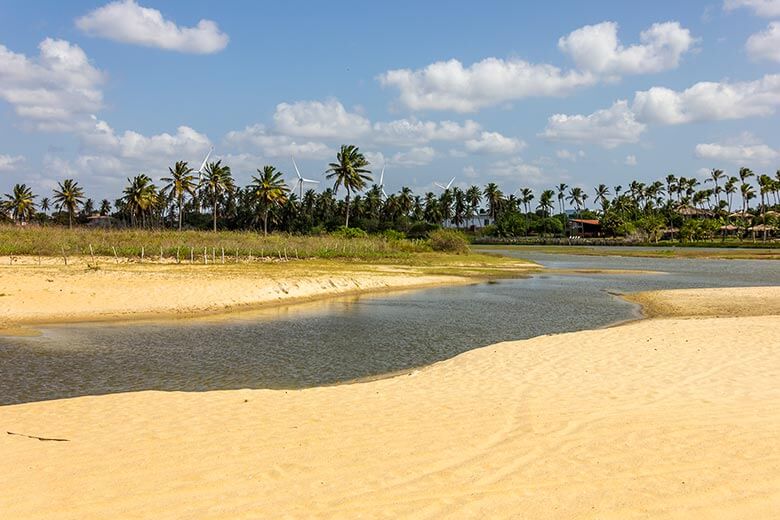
[{"xmin": 1, "ymin": 248, "xmax": 778, "ymax": 405}]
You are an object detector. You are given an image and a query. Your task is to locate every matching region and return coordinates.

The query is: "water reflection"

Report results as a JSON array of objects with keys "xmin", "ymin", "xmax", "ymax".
[{"xmin": 1, "ymin": 249, "xmax": 778, "ymax": 405}]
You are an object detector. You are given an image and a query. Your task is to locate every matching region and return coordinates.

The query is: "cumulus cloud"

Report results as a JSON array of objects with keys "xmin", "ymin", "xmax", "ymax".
[
  {"xmin": 488, "ymin": 157, "xmax": 547, "ymax": 184},
  {"xmin": 724, "ymin": 0, "xmax": 780, "ymax": 17},
  {"xmin": 0, "ymin": 154, "xmax": 25, "ymax": 172},
  {"xmin": 556, "ymin": 149, "xmax": 585, "ymax": 162},
  {"xmin": 746, "ymin": 22, "xmax": 780, "ymax": 62},
  {"xmin": 544, "ymin": 74, "xmax": 780, "ymax": 146},
  {"xmin": 625, "ymin": 154, "xmax": 638, "ymax": 166},
  {"xmin": 76, "ymin": 0, "xmax": 228, "ymax": 54},
  {"xmin": 541, "ymin": 101, "xmax": 646, "ymax": 148},
  {"xmin": 558, "ymin": 21, "xmax": 694, "ymax": 76},
  {"xmin": 378, "ymin": 57, "xmax": 594, "ymax": 112},
  {"xmin": 0, "ymin": 38, "xmax": 104, "ymax": 130},
  {"xmin": 390, "ymin": 147, "xmax": 436, "ymax": 167},
  {"xmin": 373, "ymin": 118, "xmax": 480, "ymax": 145},
  {"xmin": 379, "ymin": 20, "xmax": 693, "ymax": 112},
  {"xmin": 632, "ymin": 74, "xmax": 780, "ymax": 124},
  {"xmin": 695, "ymin": 141, "xmax": 779, "ymax": 164},
  {"xmin": 273, "ymin": 99, "xmax": 371, "ymax": 139},
  {"xmin": 224, "ymin": 124, "xmax": 332, "ymax": 159},
  {"xmin": 464, "ymin": 131, "xmax": 526, "ymax": 154}
]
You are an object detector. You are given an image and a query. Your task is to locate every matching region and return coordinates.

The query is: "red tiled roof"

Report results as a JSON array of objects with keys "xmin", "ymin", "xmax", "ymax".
[{"xmin": 570, "ymin": 219, "xmax": 600, "ymax": 225}]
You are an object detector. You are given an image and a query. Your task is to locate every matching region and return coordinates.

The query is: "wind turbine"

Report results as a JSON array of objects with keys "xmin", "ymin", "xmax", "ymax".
[
  {"xmin": 195, "ymin": 146, "xmax": 214, "ymax": 183},
  {"xmin": 434, "ymin": 177, "xmax": 455, "ymax": 191},
  {"xmin": 377, "ymin": 164, "xmax": 388, "ymax": 199},
  {"xmin": 291, "ymin": 156, "xmax": 320, "ymax": 198}
]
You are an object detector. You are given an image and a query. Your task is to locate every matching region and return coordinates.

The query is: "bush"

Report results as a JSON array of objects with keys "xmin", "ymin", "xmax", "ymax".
[
  {"xmin": 428, "ymin": 229, "xmax": 470, "ymax": 253},
  {"xmin": 382, "ymin": 229, "xmax": 406, "ymax": 241},
  {"xmin": 332, "ymin": 226, "xmax": 368, "ymax": 239},
  {"xmin": 406, "ymin": 221, "xmax": 439, "ymax": 239}
]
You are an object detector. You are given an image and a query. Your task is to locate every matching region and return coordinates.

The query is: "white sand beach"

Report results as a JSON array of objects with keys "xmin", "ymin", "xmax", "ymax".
[{"xmin": 1, "ymin": 285, "xmax": 779, "ymax": 518}]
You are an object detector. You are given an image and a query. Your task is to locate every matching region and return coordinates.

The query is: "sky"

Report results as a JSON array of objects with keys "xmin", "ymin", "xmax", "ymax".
[{"xmin": 1, "ymin": 0, "xmax": 779, "ymax": 201}]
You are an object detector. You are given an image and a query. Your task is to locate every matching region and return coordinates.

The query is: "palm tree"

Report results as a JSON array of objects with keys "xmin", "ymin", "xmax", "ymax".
[
  {"xmin": 325, "ymin": 144, "xmax": 372, "ymax": 228},
  {"xmin": 758, "ymin": 174, "xmax": 773, "ymax": 241},
  {"xmin": 538, "ymin": 189, "xmax": 555, "ymax": 217},
  {"xmin": 398, "ymin": 186, "xmax": 414, "ymax": 218},
  {"xmin": 202, "ymin": 160, "xmax": 234, "ymax": 232},
  {"xmin": 483, "ymin": 183, "xmax": 503, "ymax": 220},
  {"xmin": 556, "ymin": 183, "xmax": 568, "ymax": 215},
  {"xmin": 566, "ymin": 187, "xmax": 585, "ymax": 215},
  {"xmin": 161, "ymin": 160, "xmax": 198, "ymax": 231},
  {"xmin": 724, "ymin": 177, "xmax": 738, "ymax": 213},
  {"xmin": 3, "ymin": 184, "xmax": 37, "ymax": 223},
  {"xmin": 40, "ymin": 197, "xmax": 50, "ymax": 215},
  {"xmin": 519, "ymin": 188, "xmax": 534, "ymax": 215},
  {"xmin": 99, "ymin": 199, "xmax": 111, "ymax": 216},
  {"xmin": 122, "ymin": 174, "xmax": 158, "ymax": 228},
  {"xmin": 52, "ymin": 179, "xmax": 85, "ymax": 229},
  {"xmin": 250, "ymin": 165, "xmax": 290, "ymax": 235},
  {"xmin": 706, "ymin": 169, "xmax": 725, "ymax": 206},
  {"xmin": 594, "ymin": 184, "xmax": 610, "ymax": 212}
]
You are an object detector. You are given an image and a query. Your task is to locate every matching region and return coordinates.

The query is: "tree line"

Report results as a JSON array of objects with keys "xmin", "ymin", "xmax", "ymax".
[{"xmin": 3, "ymin": 144, "xmax": 780, "ymax": 242}]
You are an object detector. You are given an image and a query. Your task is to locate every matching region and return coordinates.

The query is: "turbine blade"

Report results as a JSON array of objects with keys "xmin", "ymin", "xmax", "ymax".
[
  {"xmin": 434, "ymin": 183, "xmax": 446, "ymax": 190},
  {"xmin": 447, "ymin": 177, "xmax": 455, "ymax": 189},
  {"xmin": 379, "ymin": 165, "xmax": 385, "ymax": 187},
  {"xmin": 292, "ymin": 156, "xmax": 303, "ymax": 180},
  {"xmin": 199, "ymin": 146, "xmax": 214, "ymax": 173},
  {"xmin": 303, "ymin": 178, "xmax": 319, "ymax": 184}
]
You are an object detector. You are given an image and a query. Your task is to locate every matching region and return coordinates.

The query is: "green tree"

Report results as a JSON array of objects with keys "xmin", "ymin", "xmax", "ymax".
[
  {"xmin": 3, "ymin": 183, "xmax": 37, "ymax": 223},
  {"xmin": 52, "ymin": 179, "xmax": 85, "ymax": 229},
  {"xmin": 162, "ymin": 160, "xmax": 198, "ymax": 231},
  {"xmin": 325, "ymin": 144, "xmax": 372, "ymax": 228},
  {"xmin": 202, "ymin": 160, "xmax": 234, "ymax": 232},
  {"xmin": 250, "ymin": 165, "xmax": 290, "ymax": 235}
]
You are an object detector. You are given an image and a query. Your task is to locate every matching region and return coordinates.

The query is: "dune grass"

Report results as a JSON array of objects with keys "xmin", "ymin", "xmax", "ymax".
[{"xmin": 0, "ymin": 226, "xmax": 432, "ymax": 261}]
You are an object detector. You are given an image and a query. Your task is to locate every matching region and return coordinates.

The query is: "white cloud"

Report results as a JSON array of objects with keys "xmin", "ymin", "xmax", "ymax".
[
  {"xmin": 273, "ymin": 99, "xmax": 371, "ymax": 139},
  {"xmin": 541, "ymin": 101, "xmax": 646, "ymax": 148},
  {"xmin": 746, "ymin": 22, "xmax": 780, "ymax": 62},
  {"xmin": 724, "ymin": 0, "xmax": 780, "ymax": 17},
  {"xmin": 378, "ymin": 20, "xmax": 694, "ymax": 112},
  {"xmin": 82, "ymin": 116, "xmax": 211, "ymax": 161},
  {"xmin": 0, "ymin": 154, "xmax": 25, "ymax": 171},
  {"xmin": 224, "ymin": 124, "xmax": 332, "ymax": 159},
  {"xmin": 379, "ymin": 57, "xmax": 593, "ymax": 112},
  {"xmin": 0, "ymin": 38, "xmax": 104, "ymax": 130},
  {"xmin": 390, "ymin": 147, "xmax": 436, "ymax": 167},
  {"xmin": 76, "ymin": 0, "xmax": 228, "ymax": 54},
  {"xmin": 488, "ymin": 157, "xmax": 546, "ymax": 184},
  {"xmin": 373, "ymin": 118, "xmax": 480, "ymax": 145},
  {"xmin": 556, "ymin": 149, "xmax": 585, "ymax": 161},
  {"xmin": 695, "ymin": 137, "xmax": 779, "ymax": 164},
  {"xmin": 632, "ymin": 74, "xmax": 780, "ymax": 124},
  {"xmin": 625, "ymin": 154, "xmax": 638, "ymax": 166},
  {"xmin": 558, "ymin": 21, "xmax": 694, "ymax": 76},
  {"xmin": 464, "ymin": 131, "xmax": 526, "ymax": 154}
]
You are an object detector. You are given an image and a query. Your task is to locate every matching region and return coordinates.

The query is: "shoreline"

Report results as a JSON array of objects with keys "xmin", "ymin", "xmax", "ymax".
[
  {"xmin": 1, "ymin": 286, "xmax": 778, "ymax": 518},
  {"xmin": 0, "ymin": 255, "xmax": 538, "ymax": 334}
]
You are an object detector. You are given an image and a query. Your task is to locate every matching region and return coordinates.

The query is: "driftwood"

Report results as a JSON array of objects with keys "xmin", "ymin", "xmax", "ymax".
[{"xmin": 7, "ymin": 431, "xmax": 69, "ymax": 442}]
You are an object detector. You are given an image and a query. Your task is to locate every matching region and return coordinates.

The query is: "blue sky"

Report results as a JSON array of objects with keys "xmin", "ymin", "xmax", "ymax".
[{"xmin": 1, "ymin": 0, "xmax": 779, "ymax": 201}]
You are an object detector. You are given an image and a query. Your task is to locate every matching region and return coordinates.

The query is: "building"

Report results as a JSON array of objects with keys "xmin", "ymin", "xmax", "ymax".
[{"xmin": 568, "ymin": 218, "xmax": 602, "ymax": 237}]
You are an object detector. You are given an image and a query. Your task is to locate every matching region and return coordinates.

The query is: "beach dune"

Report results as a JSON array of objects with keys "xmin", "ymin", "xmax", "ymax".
[{"xmin": 2, "ymin": 286, "xmax": 779, "ymax": 518}]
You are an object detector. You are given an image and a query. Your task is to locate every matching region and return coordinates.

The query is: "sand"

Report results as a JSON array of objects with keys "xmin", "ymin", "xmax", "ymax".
[
  {"xmin": 1, "ymin": 282, "xmax": 779, "ymax": 518},
  {"xmin": 0, "ymin": 258, "xmax": 534, "ymax": 331}
]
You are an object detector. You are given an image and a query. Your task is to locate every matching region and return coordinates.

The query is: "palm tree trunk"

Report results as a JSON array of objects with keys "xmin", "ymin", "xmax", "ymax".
[
  {"xmin": 263, "ymin": 210, "xmax": 269, "ymax": 236},
  {"xmin": 213, "ymin": 198, "xmax": 218, "ymax": 232},
  {"xmin": 68, "ymin": 208, "xmax": 73, "ymax": 229},
  {"xmin": 178, "ymin": 195, "xmax": 183, "ymax": 231},
  {"xmin": 345, "ymin": 189, "xmax": 351, "ymax": 228}
]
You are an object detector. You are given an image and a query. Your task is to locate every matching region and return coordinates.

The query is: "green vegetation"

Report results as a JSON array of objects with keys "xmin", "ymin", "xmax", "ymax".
[
  {"xmin": 1, "ymin": 144, "xmax": 778, "ymax": 248},
  {"xmin": 0, "ymin": 226, "xmax": 433, "ymax": 261},
  {"xmin": 428, "ymin": 229, "xmax": 469, "ymax": 254}
]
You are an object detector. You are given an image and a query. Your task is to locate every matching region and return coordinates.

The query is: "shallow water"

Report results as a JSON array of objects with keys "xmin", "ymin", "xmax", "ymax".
[{"xmin": 1, "ymin": 248, "xmax": 778, "ymax": 405}]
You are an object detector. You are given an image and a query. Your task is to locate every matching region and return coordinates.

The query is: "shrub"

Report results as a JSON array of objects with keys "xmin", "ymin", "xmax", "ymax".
[
  {"xmin": 428, "ymin": 229, "xmax": 470, "ymax": 253},
  {"xmin": 332, "ymin": 226, "xmax": 368, "ymax": 239},
  {"xmin": 382, "ymin": 229, "xmax": 406, "ymax": 241}
]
